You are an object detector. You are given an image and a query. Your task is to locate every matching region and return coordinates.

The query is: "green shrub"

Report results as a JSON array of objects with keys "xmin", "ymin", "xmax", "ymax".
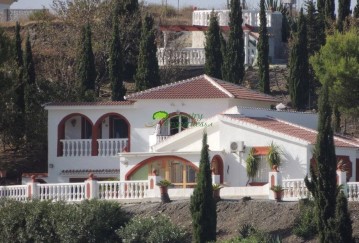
[
  {"xmin": 117, "ymin": 215, "xmax": 189, "ymax": 243},
  {"xmin": 292, "ymin": 200, "xmax": 317, "ymax": 240},
  {"xmin": 0, "ymin": 199, "xmax": 128, "ymax": 242}
]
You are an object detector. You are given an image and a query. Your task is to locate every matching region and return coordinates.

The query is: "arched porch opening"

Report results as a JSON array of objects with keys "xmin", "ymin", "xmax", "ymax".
[
  {"xmin": 158, "ymin": 112, "xmax": 197, "ymax": 136},
  {"xmin": 125, "ymin": 156, "xmax": 199, "ymax": 188},
  {"xmin": 211, "ymin": 155, "xmax": 224, "ymax": 184},
  {"xmin": 93, "ymin": 113, "xmax": 130, "ymax": 156},
  {"xmin": 57, "ymin": 113, "xmax": 93, "ymax": 157}
]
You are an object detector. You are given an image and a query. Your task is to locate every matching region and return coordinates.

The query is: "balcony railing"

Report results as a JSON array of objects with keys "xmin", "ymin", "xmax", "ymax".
[
  {"xmin": 97, "ymin": 138, "xmax": 128, "ymax": 157},
  {"xmin": 157, "ymin": 48, "xmax": 205, "ymax": 66},
  {"xmin": 60, "ymin": 139, "xmax": 92, "ymax": 157},
  {"xmin": 192, "ymin": 10, "xmax": 272, "ymax": 27},
  {"xmin": 60, "ymin": 138, "xmax": 128, "ymax": 157}
]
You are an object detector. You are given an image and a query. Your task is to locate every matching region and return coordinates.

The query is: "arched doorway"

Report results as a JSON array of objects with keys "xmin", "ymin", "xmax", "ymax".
[
  {"xmin": 57, "ymin": 113, "xmax": 93, "ymax": 157},
  {"xmin": 211, "ymin": 155, "xmax": 224, "ymax": 184},
  {"xmin": 125, "ymin": 156, "xmax": 199, "ymax": 188},
  {"xmin": 93, "ymin": 113, "xmax": 130, "ymax": 156}
]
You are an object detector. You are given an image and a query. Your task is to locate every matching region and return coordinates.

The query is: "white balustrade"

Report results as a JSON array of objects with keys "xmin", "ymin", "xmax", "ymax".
[
  {"xmin": 97, "ymin": 138, "xmax": 128, "ymax": 156},
  {"xmin": 0, "ymin": 185, "xmax": 28, "ymax": 201},
  {"xmin": 157, "ymin": 48, "xmax": 205, "ymax": 66},
  {"xmin": 282, "ymin": 179, "xmax": 310, "ymax": 200},
  {"xmin": 60, "ymin": 139, "xmax": 92, "ymax": 157},
  {"xmin": 38, "ymin": 183, "xmax": 85, "ymax": 201},
  {"xmin": 157, "ymin": 135, "xmax": 170, "ymax": 144},
  {"xmin": 347, "ymin": 182, "xmax": 359, "ymax": 201},
  {"xmin": 98, "ymin": 180, "xmax": 149, "ymax": 200},
  {"xmin": 192, "ymin": 10, "xmax": 272, "ymax": 27}
]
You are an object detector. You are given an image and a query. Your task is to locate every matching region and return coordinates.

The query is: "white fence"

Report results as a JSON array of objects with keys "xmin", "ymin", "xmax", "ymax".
[
  {"xmin": 98, "ymin": 181, "xmax": 149, "ymax": 199},
  {"xmin": 192, "ymin": 10, "xmax": 272, "ymax": 27},
  {"xmin": 282, "ymin": 179, "xmax": 310, "ymax": 201},
  {"xmin": 38, "ymin": 183, "xmax": 86, "ymax": 201},
  {"xmin": 0, "ymin": 185, "xmax": 28, "ymax": 201},
  {"xmin": 347, "ymin": 182, "xmax": 359, "ymax": 201}
]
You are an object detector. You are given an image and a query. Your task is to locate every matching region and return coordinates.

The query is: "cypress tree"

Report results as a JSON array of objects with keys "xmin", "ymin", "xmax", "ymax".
[
  {"xmin": 304, "ymin": 83, "xmax": 338, "ymax": 243},
  {"xmin": 281, "ymin": 12, "xmax": 290, "ymax": 43},
  {"xmin": 110, "ymin": 8, "xmax": 126, "ymax": 101},
  {"xmin": 23, "ymin": 35, "xmax": 35, "ymax": 86},
  {"xmin": 325, "ymin": 0, "xmax": 335, "ymax": 21},
  {"xmin": 336, "ymin": 190, "xmax": 354, "ymax": 243},
  {"xmin": 134, "ymin": 14, "xmax": 160, "ymax": 91},
  {"xmin": 288, "ymin": 9, "xmax": 309, "ymax": 110},
  {"xmin": 23, "ymin": 34, "xmax": 37, "ymax": 145},
  {"xmin": 223, "ymin": 0, "xmax": 245, "ymax": 84},
  {"xmin": 354, "ymin": 1, "xmax": 359, "ymax": 18},
  {"xmin": 204, "ymin": 12, "xmax": 223, "ymax": 79},
  {"xmin": 77, "ymin": 23, "xmax": 97, "ymax": 100},
  {"xmin": 190, "ymin": 132, "xmax": 217, "ymax": 243},
  {"xmin": 306, "ymin": 1, "xmax": 324, "ymax": 56},
  {"xmin": 317, "ymin": 0, "xmax": 325, "ymax": 15},
  {"xmin": 257, "ymin": 0, "xmax": 270, "ymax": 94},
  {"xmin": 337, "ymin": 0, "xmax": 351, "ymax": 32},
  {"xmin": 220, "ymin": 32, "xmax": 227, "ymax": 78},
  {"xmin": 14, "ymin": 22, "xmax": 25, "ymax": 114}
]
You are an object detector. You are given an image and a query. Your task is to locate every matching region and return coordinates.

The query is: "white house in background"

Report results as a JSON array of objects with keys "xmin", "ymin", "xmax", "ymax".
[
  {"xmin": 28, "ymin": 75, "xmax": 359, "ymax": 187},
  {"xmin": 158, "ymin": 9, "xmax": 285, "ymax": 67},
  {"xmin": 0, "ymin": 0, "xmax": 16, "ymax": 9}
]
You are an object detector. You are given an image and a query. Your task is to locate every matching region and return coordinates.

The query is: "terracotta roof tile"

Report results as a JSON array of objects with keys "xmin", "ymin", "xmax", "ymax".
[
  {"xmin": 224, "ymin": 115, "xmax": 359, "ymax": 148},
  {"xmin": 46, "ymin": 101, "xmax": 135, "ymax": 106},
  {"xmin": 126, "ymin": 75, "xmax": 278, "ymax": 102}
]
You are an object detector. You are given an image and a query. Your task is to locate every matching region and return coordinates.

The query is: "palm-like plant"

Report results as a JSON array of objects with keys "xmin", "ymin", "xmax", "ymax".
[
  {"xmin": 266, "ymin": 142, "xmax": 282, "ymax": 169},
  {"xmin": 246, "ymin": 148, "xmax": 259, "ymax": 185}
]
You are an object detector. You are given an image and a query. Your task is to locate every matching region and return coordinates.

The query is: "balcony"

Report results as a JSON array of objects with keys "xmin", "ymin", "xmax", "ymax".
[
  {"xmin": 157, "ymin": 48, "xmax": 205, "ymax": 66},
  {"xmin": 60, "ymin": 138, "xmax": 128, "ymax": 157}
]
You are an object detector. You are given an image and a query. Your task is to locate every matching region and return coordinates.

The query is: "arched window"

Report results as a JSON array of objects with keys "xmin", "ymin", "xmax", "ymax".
[
  {"xmin": 160, "ymin": 112, "xmax": 195, "ymax": 136},
  {"xmin": 126, "ymin": 156, "xmax": 199, "ymax": 188}
]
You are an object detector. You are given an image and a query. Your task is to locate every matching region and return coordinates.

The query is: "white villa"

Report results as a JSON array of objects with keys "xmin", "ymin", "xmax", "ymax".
[
  {"xmin": 29, "ymin": 75, "xmax": 359, "ymax": 191},
  {"xmin": 157, "ymin": 9, "xmax": 285, "ymax": 67}
]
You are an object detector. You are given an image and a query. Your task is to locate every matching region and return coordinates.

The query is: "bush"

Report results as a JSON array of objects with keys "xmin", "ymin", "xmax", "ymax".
[
  {"xmin": 0, "ymin": 199, "xmax": 128, "ymax": 242},
  {"xmin": 28, "ymin": 9, "xmax": 55, "ymax": 21},
  {"xmin": 117, "ymin": 215, "xmax": 189, "ymax": 243},
  {"xmin": 292, "ymin": 200, "xmax": 317, "ymax": 240}
]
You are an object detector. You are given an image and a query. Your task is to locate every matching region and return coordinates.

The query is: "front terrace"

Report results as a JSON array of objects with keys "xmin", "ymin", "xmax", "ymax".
[{"xmin": 57, "ymin": 113, "xmax": 130, "ymax": 157}]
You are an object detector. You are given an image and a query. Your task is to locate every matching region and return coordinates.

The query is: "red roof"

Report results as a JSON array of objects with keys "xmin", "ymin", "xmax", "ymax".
[
  {"xmin": 224, "ymin": 115, "xmax": 359, "ymax": 148},
  {"xmin": 46, "ymin": 101, "xmax": 135, "ymax": 107},
  {"xmin": 126, "ymin": 75, "xmax": 278, "ymax": 102}
]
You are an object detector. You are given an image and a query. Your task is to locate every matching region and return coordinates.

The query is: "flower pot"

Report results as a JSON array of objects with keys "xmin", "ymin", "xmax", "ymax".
[
  {"xmin": 213, "ymin": 189, "xmax": 221, "ymax": 202},
  {"xmin": 274, "ymin": 191, "xmax": 283, "ymax": 202},
  {"xmin": 160, "ymin": 186, "xmax": 170, "ymax": 203}
]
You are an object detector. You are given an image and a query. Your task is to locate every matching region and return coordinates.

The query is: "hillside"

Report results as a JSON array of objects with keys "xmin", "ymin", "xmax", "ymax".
[{"xmin": 122, "ymin": 198, "xmax": 359, "ymax": 242}]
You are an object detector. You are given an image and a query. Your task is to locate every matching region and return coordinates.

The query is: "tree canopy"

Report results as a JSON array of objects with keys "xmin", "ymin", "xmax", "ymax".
[{"xmin": 310, "ymin": 28, "xmax": 359, "ymax": 115}]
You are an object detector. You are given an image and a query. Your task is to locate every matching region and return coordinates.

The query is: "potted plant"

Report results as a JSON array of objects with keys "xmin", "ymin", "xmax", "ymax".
[
  {"xmin": 266, "ymin": 142, "xmax": 282, "ymax": 170},
  {"xmin": 212, "ymin": 184, "xmax": 223, "ymax": 202},
  {"xmin": 246, "ymin": 148, "xmax": 259, "ymax": 186},
  {"xmin": 157, "ymin": 179, "xmax": 172, "ymax": 203},
  {"xmin": 270, "ymin": 185, "xmax": 284, "ymax": 202}
]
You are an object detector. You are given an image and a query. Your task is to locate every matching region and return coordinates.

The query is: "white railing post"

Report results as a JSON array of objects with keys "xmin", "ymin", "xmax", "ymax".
[
  {"xmin": 337, "ymin": 169, "xmax": 347, "ymax": 196},
  {"xmin": 268, "ymin": 166, "xmax": 282, "ymax": 200},
  {"xmin": 147, "ymin": 170, "xmax": 161, "ymax": 198},
  {"xmin": 212, "ymin": 173, "xmax": 220, "ymax": 185},
  {"xmin": 27, "ymin": 175, "xmax": 39, "ymax": 200},
  {"xmin": 85, "ymin": 173, "xmax": 98, "ymax": 200}
]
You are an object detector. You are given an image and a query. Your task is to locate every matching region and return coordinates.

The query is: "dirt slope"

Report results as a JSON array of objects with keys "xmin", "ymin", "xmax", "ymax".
[{"xmin": 122, "ymin": 199, "xmax": 359, "ymax": 243}]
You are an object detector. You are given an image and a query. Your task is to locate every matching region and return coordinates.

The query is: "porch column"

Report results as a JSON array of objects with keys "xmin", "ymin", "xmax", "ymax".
[
  {"xmin": 268, "ymin": 166, "xmax": 282, "ymax": 200},
  {"xmin": 27, "ymin": 175, "xmax": 40, "ymax": 199},
  {"xmin": 147, "ymin": 170, "xmax": 161, "ymax": 198},
  {"xmin": 337, "ymin": 169, "xmax": 347, "ymax": 196},
  {"xmin": 85, "ymin": 173, "xmax": 99, "ymax": 199}
]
